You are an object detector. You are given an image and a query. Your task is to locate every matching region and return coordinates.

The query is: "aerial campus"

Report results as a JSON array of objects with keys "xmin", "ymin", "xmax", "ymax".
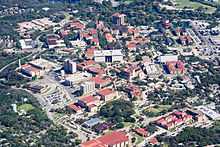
[{"xmin": 0, "ymin": 0, "xmax": 220, "ymax": 146}]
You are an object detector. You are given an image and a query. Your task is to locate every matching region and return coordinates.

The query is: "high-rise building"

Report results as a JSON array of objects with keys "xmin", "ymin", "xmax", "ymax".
[
  {"xmin": 112, "ymin": 13, "xmax": 126, "ymax": 26},
  {"xmin": 80, "ymin": 81, "xmax": 95, "ymax": 95},
  {"xmin": 64, "ymin": 59, "xmax": 76, "ymax": 74}
]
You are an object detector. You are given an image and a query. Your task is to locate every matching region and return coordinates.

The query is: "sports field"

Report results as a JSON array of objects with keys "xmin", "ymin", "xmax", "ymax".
[{"xmin": 173, "ymin": 0, "xmax": 216, "ymax": 13}]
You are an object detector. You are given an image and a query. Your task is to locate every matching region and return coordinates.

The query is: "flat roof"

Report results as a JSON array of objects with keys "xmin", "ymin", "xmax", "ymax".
[
  {"xmin": 83, "ymin": 118, "xmax": 101, "ymax": 127},
  {"xmin": 197, "ymin": 106, "xmax": 220, "ymax": 120}
]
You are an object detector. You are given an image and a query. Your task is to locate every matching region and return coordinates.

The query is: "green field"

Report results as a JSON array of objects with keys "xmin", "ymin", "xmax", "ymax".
[
  {"xmin": 135, "ymin": 134, "xmax": 144, "ymax": 144},
  {"xmin": 143, "ymin": 105, "xmax": 171, "ymax": 117},
  {"xmin": 18, "ymin": 104, "xmax": 34, "ymax": 112},
  {"xmin": 173, "ymin": 0, "xmax": 216, "ymax": 13}
]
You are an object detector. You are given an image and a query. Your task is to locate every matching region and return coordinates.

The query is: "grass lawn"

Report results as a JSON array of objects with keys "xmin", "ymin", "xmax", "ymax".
[
  {"xmin": 144, "ymin": 105, "xmax": 172, "ymax": 116},
  {"xmin": 173, "ymin": 0, "xmax": 216, "ymax": 13},
  {"xmin": 135, "ymin": 134, "xmax": 144, "ymax": 144},
  {"xmin": 123, "ymin": 122, "xmax": 133, "ymax": 127},
  {"xmin": 18, "ymin": 104, "xmax": 34, "ymax": 112}
]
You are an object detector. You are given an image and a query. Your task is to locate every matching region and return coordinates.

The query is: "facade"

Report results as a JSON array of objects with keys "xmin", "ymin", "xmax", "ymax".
[
  {"xmin": 158, "ymin": 55, "xmax": 178, "ymax": 63},
  {"xmin": 21, "ymin": 64, "xmax": 44, "ymax": 78},
  {"xmin": 94, "ymin": 49, "xmax": 123, "ymax": 63},
  {"xmin": 81, "ymin": 131, "xmax": 129, "ymax": 147},
  {"xmin": 80, "ymin": 81, "xmax": 95, "ymax": 95},
  {"xmin": 64, "ymin": 59, "xmax": 77, "ymax": 74},
  {"xmin": 112, "ymin": 13, "xmax": 126, "ymax": 26},
  {"xmin": 90, "ymin": 76, "xmax": 112, "ymax": 89},
  {"xmin": 155, "ymin": 111, "xmax": 192, "ymax": 130},
  {"xmin": 19, "ymin": 39, "xmax": 35, "ymax": 50},
  {"xmin": 97, "ymin": 88, "xmax": 118, "ymax": 102},
  {"xmin": 78, "ymin": 95, "xmax": 100, "ymax": 108},
  {"xmin": 67, "ymin": 103, "xmax": 83, "ymax": 114}
]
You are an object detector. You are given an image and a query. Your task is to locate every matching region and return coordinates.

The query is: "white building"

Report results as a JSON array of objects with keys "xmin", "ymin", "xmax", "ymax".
[
  {"xmin": 80, "ymin": 81, "xmax": 95, "ymax": 95},
  {"xmin": 158, "ymin": 55, "xmax": 178, "ymax": 63},
  {"xmin": 94, "ymin": 49, "xmax": 123, "ymax": 63},
  {"xmin": 19, "ymin": 39, "xmax": 35, "ymax": 50},
  {"xmin": 64, "ymin": 72, "xmax": 92, "ymax": 86},
  {"xmin": 197, "ymin": 106, "xmax": 220, "ymax": 120},
  {"xmin": 70, "ymin": 39, "xmax": 87, "ymax": 49},
  {"xmin": 64, "ymin": 60, "xmax": 76, "ymax": 74}
]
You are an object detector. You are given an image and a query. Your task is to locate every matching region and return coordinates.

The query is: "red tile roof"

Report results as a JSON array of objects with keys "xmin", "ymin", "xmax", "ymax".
[
  {"xmin": 80, "ymin": 96, "xmax": 98, "ymax": 104},
  {"xmin": 68, "ymin": 103, "xmax": 82, "ymax": 112},
  {"xmin": 81, "ymin": 139, "xmax": 105, "ymax": 147},
  {"xmin": 97, "ymin": 88, "xmax": 114, "ymax": 96},
  {"xmin": 134, "ymin": 128, "xmax": 148, "ymax": 137},
  {"xmin": 77, "ymin": 60, "xmax": 96, "ymax": 69},
  {"xmin": 90, "ymin": 77, "xmax": 111, "ymax": 85},
  {"xmin": 149, "ymin": 137, "xmax": 158, "ymax": 145},
  {"xmin": 21, "ymin": 64, "xmax": 41, "ymax": 73},
  {"xmin": 98, "ymin": 131, "xmax": 128, "ymax": 146},
  {"xmin": 81, "ymin": 131, "xmax": 128, "ymax": 147},
  {"xmin": 86, "ymin": 66, "xmax": 105, "ymax": 75}
]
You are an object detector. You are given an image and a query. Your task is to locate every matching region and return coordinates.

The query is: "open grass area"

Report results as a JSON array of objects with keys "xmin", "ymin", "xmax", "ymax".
[
  {"xmin": 173, "ymin": 0, "xmax": 216, "ymax": 13},
  {"xmin": 18, "ymin": 104, "xmax": 34, "ymax": 112},
  {"xmin": 143, "ymin": 105, "xmax": 172, "ymax": 117},
  {"xmin": 135, "ymin": 134, "xmax": 144, "ymax": 144}
]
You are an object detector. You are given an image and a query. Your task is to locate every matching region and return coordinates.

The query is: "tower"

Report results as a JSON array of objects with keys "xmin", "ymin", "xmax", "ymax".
[{"xmin": 64, "ymin": 59, "xmax": 77, "ymax": 74}]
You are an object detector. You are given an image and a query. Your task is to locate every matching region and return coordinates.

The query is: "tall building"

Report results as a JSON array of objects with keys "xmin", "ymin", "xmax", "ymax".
[
  {"xmin": 80, "ymin": 81, "xmax": 95, "ymax": 95},
  {"xmin": 112, "ymin": 13, "xmax": 126, "ymax": 26},
  {"xmin": 64, "ymin": 59, "xmax": 76, "ymax": 74}
]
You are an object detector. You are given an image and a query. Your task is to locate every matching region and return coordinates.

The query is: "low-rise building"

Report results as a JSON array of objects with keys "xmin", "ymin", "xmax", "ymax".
[
  {"xmin": 94, "ymin": 49, "xmax": 123, "ymax": 63},
  {"xmin": 78, "ymin": 95, "xmax": 100, "ymax": 108},
  {"xmin": 90, "ymin": 76, "xmax": 112, "ymax": 89},
  {"xmin": 19, "ymin": 39, "xmax": 35, "ymax": 50},
  {"xmin": 81, "ymin": 131, "xmax": 129, "ymax": 147},
  {"xmin": 155, "ymin": 111, "xmax": 192, "ymax": 130},
  {"xmin": 21, "ymin": 64, "xmax": 44, "ymax": 78},
  {"xmin": 82, "ymin": 118, "xmax": 102, "ymax": 128},
  {"xmin": 97, "ymin": 88, "xmax": 118, "ymax": 102}
]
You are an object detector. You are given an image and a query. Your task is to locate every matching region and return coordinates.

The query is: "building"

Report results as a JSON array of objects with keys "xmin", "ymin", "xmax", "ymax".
[
  {"xmin": 94, "ymin": 49, "xmax": 123, "ymax": 63},
  {"xmin": 118, "ymin": 64, "xmax": 141, "ymax": 81},
  {"xmin": 155, "ymin": 111, "xmax": 192, "ymax": 130},
  {"xmin": 47, "ymin": 35, "xmax": 66, "ymax": 49},
  {"xmin": 27, "ymin": 85, "xmax": 46, "ymax": 93},
  {"xmin": 90, "ymin": 76, "xmax": 112, "ymax": 89},
  {"xmin": 78, "ymin": 95, "xmax": 100, "ymax": 108},
  {"xmin": 67, "ymin": 102, "xmax": 83, "ymax": 114},
  {"xmin": 82, "ymin": 118, "xmax": 102, "ymax": 128},
  {"xmin": 97, "ymin": 88, "xmax": 118, "ymax": 102},
  {"xmin": 21, "ymin": 64, "xmax": 44, "ymax": 78},
  {"xmin": 81, "ymin": 131, "xmax": 129, "ymax": 147},
  {"xmin": 134, "ymin": 128, "xmax": 149, "ymax": 137},
  {"xmin": 77, "ymin": 60, "xmax": 96, "ymax": 71},
  {"xmin": 144, "ymin": 64, "xmax": 162, "ymax": 78},
  {"xmin": 19, "ymin": 39, "xmax": 35, "ymax": 50},
  {"xmin": 112, "ymin": 13, "xmax": 126, "ymax": 26},
  {"xmin": 64, "ymin": 72, "xmax": 92, "ymax": 86},
  {"xmin": 196, "ymin": 106, "xmax": 220, "ymax": 120},
  {"xmin": 64, "ymin": 59, "xmax": 77, "ymax": 74},
  {"xmin": 165, "ymin": 61, "xmax": 185, "ymax": 74},
  {"xmin": 158, "ymin": 55, "xmax": 178, "ymax": 63},
  {"xmin": 124, "ymin": 84, "xmax": 142, "ymax": 99},
  {"xmin": 80, "ymin": 81, "xmax": 96, "ymax": 95},
  {"xmin": 29, "ymin": 58, "xmax": 56, "ymax": 71}
]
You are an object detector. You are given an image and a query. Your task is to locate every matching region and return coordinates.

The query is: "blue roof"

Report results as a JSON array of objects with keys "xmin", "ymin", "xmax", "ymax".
[{"xmin": 83, "ymin": 118, "xmax": 101, "ymax": 127}]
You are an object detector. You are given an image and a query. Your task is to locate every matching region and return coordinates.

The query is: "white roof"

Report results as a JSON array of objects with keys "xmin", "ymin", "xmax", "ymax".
[
  {"xmin": 159, "ymin": 55, "xmax": 178, "ymax": 63},
  {"xmin": 94, "ymin": 49, "xmax": 123, "ymax": 57},
  {"xmin": 197, "ymin": 106, "xmax": 220, "ymax": 120}
]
